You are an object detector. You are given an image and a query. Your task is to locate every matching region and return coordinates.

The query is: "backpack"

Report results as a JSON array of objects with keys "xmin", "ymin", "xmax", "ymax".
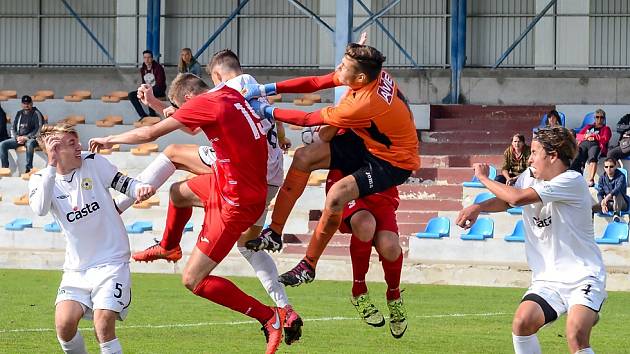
[{"xmin": 616, "ymin": 114, "xmax": 630, "ymax": 134}]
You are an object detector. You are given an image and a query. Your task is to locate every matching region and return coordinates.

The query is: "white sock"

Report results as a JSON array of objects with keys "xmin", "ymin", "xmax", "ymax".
[
  {"xmin": 575, "ymin": 348, "xmax": 594, "ymax": 354},
  {"xmin": 58, "ymin": 331, "xmax": 87, "ymax": 354},
  {"xmin": 512, "ymin": 333, "xmax": 541, "ymax": 354},
  {"xmin": 114, "ymin": 153, "xmax": 176, "ymax": 212},
  {"xmin": 238, "ymin": 246, "xmax": 289, "ymax": 308},
  {"xmin": 99, "ymin": 337, "xmax": 122, "ymax": 354}
]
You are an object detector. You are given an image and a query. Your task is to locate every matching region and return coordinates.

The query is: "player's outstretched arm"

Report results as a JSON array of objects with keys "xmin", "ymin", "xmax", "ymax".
[
  {"xmin": 249, "ymin": 99, "xmax": 324, "ymax": 127},
  {"xmin": 88, "ymin": 117, "xmax": 184, "ymax": 152},
  {"xmin": 474, "ymin": 163, "xmax": 541, "ymax": 206},
  {"xmin": 243, "ymin": 72, "xmax": 338, "ymax": 100}
]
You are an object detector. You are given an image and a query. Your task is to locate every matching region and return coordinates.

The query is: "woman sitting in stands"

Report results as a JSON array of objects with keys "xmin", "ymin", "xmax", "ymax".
[
  {"xmin": 496, "ymin": 133, "xmax": 530, "ymax": 186},
  {"xmin": 545, "ymin": 110, "xmax": 562, "ymax": 127},
  {"xmin": 178, "ymin": 47, "xmax": 201, "ymax": 76},
  {"xmin": 570, "ymin": 108, "xmax": 612, "ymax": 187}
]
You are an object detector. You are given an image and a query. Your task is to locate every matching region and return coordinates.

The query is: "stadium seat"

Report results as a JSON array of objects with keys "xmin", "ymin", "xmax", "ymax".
[
  {"xmin": 504, "ymin": 220, "xmax": 525, "ymax": 242},
  {"xmin": 44, "ymin": 221, "xmax": 61, "ymax": 232},
  {"xmin": 462, "ymin": 166, "xmax": 497, "ymax": 188},
  {"xmin": 461, "ymin": 218, "xmax": 494, "ymax": 240},
  {"xmin": 573, "ymin": 112, "xmax": 595, "ymax": 134},
  {"xmin": 63, "ymin": 95, "xmax": 83, "ymax": 102},
  {"xmin": 268, "ymin": 94, "xmax": 282, "ymax": 103},
  {"xmin": 134, "ymin": 116, "xmax": 161, "ymax": 127},
  {"xmin": 0, "ymin": 90, "xmax": 17, "ymax": 98},
  {"xmin": 126, "ymin": 221, "xmax": 153, "ymax": 234},
  {"xmin": 21, "ymin": 168, "xmax": 39, "ymax": 180},
  {"xmin": 507, "ymin": 206, "xmax": 523, "ymax": 215},
  {"xmin": 109, "ymin": 91, "xmax": 129, "ymax": 100},
  {"xmin": 414, "ymin": 216, "xmax": 450, "ymax": 238},
  {"xmin": 104, "ymin": 115, "xmax": 123, "ymax": 125},
  {"xmin": 5, "ymin": 218, "xmax": 33, "ymax": 231},
  {"xmin": 293, "ymin": 98, "xmax": 314, "ymax": 106},
  {"xmin": 0, "ymin": 167, "xmax": 11, "ymax": 177},
  {"xmin": 0, "ymin": 95, "xmax": 7, "ymax": 101},
  {"xmin": 35, "ymin": 90, "xmax": 54, "ymax": 99},
  {"xmin": 534, "ymin": 112, "xmax": 566, "ymax": 131},
  {"xmin": 101, "ymin": 95, "xmax": 121, "ymax": 103},
  {"xmin": 595, "ymin": 221, "xmax": 629, "ymax": 244},
  {"xmin": 184, "ymin": 221, "xmax": 194, "ymax": 232},
  {"xmin": 96, "ymin": 119, "xmax": 115, "ymax": 127},
  {"xmin": 139, "ymin": 143, "xmax": 159, "ymax": 152},
  {"xmin": 302, "ymin": 93, "xmax": 321, "ymax": 103},
  {"xmin": 71, "ymin": 90, "xmax": 91, "ymax": 99},
  {"xmin": 473, "ymin": 192, "xmax": 495, "ymax": 204},
  {"xmin": 130, "ymin": 147, "xmax": 151, "ymax": 156},
  {"xmin": 12, "ymin": 194, "xmax": 29, "ymax": 205}
]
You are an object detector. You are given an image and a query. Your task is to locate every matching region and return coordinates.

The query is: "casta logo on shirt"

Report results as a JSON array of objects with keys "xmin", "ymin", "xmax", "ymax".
[
  {"xmin": 533, "ymin": 216, "xmax": 552, "ymax": 228},
  {"xmin": 66, "ymin": 202, "xmax": 100, "ymax": 222}
]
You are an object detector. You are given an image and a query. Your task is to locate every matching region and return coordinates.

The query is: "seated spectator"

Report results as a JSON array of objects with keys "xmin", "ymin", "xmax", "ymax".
[
  {"xmin": 570, "ymin": 108, "xmax": 611, "ymax": 187},
  {"xmin": 606, "ymin": 113, "xmax": 630, "ymax": 164},
  {"xmin": 128, "ymin": 49, "xmax": 166, "ymax": 120},
  {"xmin": 0, "ymin": 95, "xmax": 44, "ymax": 173},
  {"xmin": 495, "ymin": 133, "xmax": 530, "ymax": 185},
  {"xmin": 595, "ymin": 157, "xmax": 629, "ymax": 222},
  {"xmin": 545, "ymin": 109, "xmax": 562, "ymax": 127},
  {"xmin": 0, "ymin": 104, "xmax": 9, "ymax": 142},
  {"xmin": 178, "ymin": 48, "xmax": 201, "ymax": 76}
]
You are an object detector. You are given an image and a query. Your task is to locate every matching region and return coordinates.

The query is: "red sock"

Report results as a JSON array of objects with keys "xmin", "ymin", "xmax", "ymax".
[
  {"xmin": 350, "ymin": 235, "xmax": 372, "ymax": 297},
  {"xmin": 305, "ymin": 208, "xmax": 343, "ymax": 268},
  {"xmin": 159, "ymin": 200, "xmax": 192, "ymax": 250},
  {"xmin": 193, "ymin": 275, "xmax": 274, "ymax": 324},
  {"xmin": 381, "ymin": 252, "xmax": 403, "ymax": 301}
]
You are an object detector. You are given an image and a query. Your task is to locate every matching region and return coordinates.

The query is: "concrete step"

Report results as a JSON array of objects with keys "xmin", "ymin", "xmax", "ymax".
[
  {"xmin": 430, "ymin": 105, "xmax": 554, "ymax": 119},
  {"xmin": 421, "ymin": 142, "xmax": 508, "ymax": 155},
  {"xmin": 398, "ymin": 184, "xmax": 463, "ymax": 200},
  {"xmin": 429, "ymin": 118, "xmax": 539, "ymax": 131},
  {"xmin": 412, "ymin": 167, "xmax": 473, "ymax": 184},
  {"xmin": 306, "ymin": 220, "xmax": 423, "ymax": 236},
  {"xmin": 422, "ymin": 130, "xmax": 530, "ymax": 143},
  {"xmin": 419, "ymin": 154, "xmax": 504, "ymax": 168}
]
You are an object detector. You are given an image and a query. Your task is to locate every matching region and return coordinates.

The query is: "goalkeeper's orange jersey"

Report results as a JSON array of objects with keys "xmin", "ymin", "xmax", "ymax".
[{"xmin": 320, "ymin": 71, "xmax": 420, "ymax": 171}]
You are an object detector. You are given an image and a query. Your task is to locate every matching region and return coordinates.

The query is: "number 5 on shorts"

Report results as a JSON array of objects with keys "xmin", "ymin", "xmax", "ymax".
[{"xmin": 114, "ymin": 282, "xmax": 123, "ymax": 298}]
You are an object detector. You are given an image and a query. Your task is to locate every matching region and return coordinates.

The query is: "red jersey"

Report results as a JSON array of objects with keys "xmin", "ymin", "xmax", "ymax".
[{"xmin": 172, "ymin": 84, "xmax": 268, "ymax": 206}]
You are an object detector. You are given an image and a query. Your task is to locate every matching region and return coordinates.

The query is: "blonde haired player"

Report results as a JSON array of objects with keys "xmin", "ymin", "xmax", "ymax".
[{"xmin": 29, "ymin": 123, "xmax": 155, "ymax": 354}]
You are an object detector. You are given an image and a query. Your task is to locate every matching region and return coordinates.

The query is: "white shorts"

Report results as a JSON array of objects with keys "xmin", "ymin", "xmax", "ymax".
[
  {"xmin": 198, "ymin": 146, "xmax": 217, "ymax": 167},
  {"xmin": 255, "ymin": 185, "xmax": 280, "ymax": 227},
  {"xmin": 524, "ymin": 277, "xmax": 607, "ymax": 319},
  {"xmin": 56, "ymin": 263, "xmax": 132, "ymax": 321}
]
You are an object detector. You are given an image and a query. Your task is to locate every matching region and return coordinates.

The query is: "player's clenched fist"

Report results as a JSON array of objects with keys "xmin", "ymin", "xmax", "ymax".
[{"xmin": 134, "ymin": 184, "xmax": 156, "ymax": 203}]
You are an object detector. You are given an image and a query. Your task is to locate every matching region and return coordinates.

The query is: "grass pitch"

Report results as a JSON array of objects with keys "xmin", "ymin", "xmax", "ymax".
[{"xmin": 1, "ymin": 269, "xmax": 629, "ymax": 353}]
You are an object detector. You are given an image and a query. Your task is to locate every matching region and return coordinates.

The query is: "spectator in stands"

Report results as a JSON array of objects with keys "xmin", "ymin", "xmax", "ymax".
[
  {"xmin": 128, "ymin": 49, "xmax": 166, "ymax": 120},
  {"xmin": 606, "ymin": 113, "xmax": 630, "ymax": 164},
  {"xmin": 595, "ymin": 157, "xmax": 629, "ymax": 222},
  {"xmin": 545, "ymin": 109, "xmax": 562, "ymax": 127},
  {"xmin": 178, "ymin": 47, "xmax": 202, "ymax": 76},
  {"xmin": 0, "ymin": 95, "xmax": 44, "ymax": 173},
  {"xmin": 0, "ymin": 104, "xmax": 9, "ymax": 142},
  {"xmin": 496, "ymin": 133, "xmax": 530, "ymax": 185},
  {"xmin": 570, "ymin": 108, "xmax": 611, "ymax": 187}
]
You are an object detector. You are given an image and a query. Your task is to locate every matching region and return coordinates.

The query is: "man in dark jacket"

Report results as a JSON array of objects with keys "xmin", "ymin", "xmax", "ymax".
[
  {"xmin": 0, "ymin": 95, "xmax": 44, "ymax": 173},
  {"xmin": 595, "ymin": 157, "xmax": 630, "ymax": 222},
  {"xmin": 0, "ymin": 105, "xmax": 9, "ymax": 142},
  {"xmin": 128, "ymin": 49, "xmax": 167, "ymax": 120}
]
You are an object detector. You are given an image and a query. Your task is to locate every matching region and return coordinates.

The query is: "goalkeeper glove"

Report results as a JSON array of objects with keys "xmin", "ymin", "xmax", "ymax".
[{"xmin": 242, "ymin": 83, "xmax": 277, "ymax": 101}]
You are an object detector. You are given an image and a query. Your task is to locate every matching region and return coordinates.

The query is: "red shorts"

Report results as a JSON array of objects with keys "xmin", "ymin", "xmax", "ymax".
[
  {"xmin": 340, "ymin": 195, "xmax": 399, "ymax": 235},
  {"xmin": 187, "ymin": 174, "xmax": 265, "ymax": 263}
]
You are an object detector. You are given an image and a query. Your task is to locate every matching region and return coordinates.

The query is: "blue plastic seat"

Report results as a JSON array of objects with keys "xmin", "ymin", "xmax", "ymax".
[
  {"xmin": 473, "ymin": 192, "xmax": 495, "ymax": 204},
  {"xmin": 415, "ymin": 217, "xmax": 450, "ymax": 239},
  {"xmin": 126, "ymin": 221, "xmax": 153, "ymax": 234},
  {"xmin": 5, "ymin": 218, "xmax": 33, "ymax": 231},
  {"xmin": 461, "ymin": 218, "xmax": 494, "ymax": 240},
  {"xmin": 504, "ymin": 220, "xmax": 525, "ymax": 242},
  {"xmin": 44, "ymin": 221, "xmax": 61, "ymax": 232},
  {"xmin": 507, "ymin": 206, "xmax": 523, "ymax": 215},
  {"xmin": 595, "ymin": 221, "xmax": 629, "ymax": 244},
  {"xmin": 463, "ymin": 166, "xmax": 497, "ymax": 188},
  {"xmin": 573, "ymin": 112, "xmax": 595, "ymax": 134},
  {"xmin": 534, "ymin": 112, "xmax": 566, "ymax": 131},
  {"xmin": 184, "ymin": 221, "xmax": 194, "ymax": 232}
]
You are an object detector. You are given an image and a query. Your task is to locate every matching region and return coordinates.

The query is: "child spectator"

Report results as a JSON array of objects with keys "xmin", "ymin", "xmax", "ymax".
[{"xmin": 595, "ymin": 157, "xmax": 629, "ymax": 222}]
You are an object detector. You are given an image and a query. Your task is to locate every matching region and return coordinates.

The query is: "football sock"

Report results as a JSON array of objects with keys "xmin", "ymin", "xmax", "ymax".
[
  {"xmin": 239, "ymin": 246, "xmax": 289, "ymax": 308},
  {"xmin": 58, "ymin": 331, "xmax": 87, "ymax": 354},
  {"xmin": 305, "ymin": 208, "xmax": 343, "ymax": 268},
  {"xmin": 114, "ymin": 153, "xmax": 176, "ymax": 212},
  {"xmin": 382, "ymin": 251, "xmax": 403, "ymax": 301},
  {"xmin": 575, "ymin": 349, "xmax": 594, "ymax": 354},
  {"xmin": 349, "ymin": 235, "xmax": 372, "ymax": 297},
  {"xmin": 193, "ymin": 275, "xmax": 274, "ymax": 324},
  {"xmin": 512, "ymin": 333, "xmax": 541, "ymax": 354},
  {"xmin": 270, "ymin": 168, "xmax": 310, "ymax": 233},
  {"xmin": 99, "ymin": 338, "xmax": 122, "ymax": 354},
  {"xmin": 159, "ymin": 200, "xmax": 192, "ymax": 250}
]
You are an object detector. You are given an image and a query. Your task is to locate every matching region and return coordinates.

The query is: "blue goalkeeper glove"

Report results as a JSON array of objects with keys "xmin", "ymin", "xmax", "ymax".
[
  {"xmin": 242, "ymin": 83, "xmax": 277, "ymax": 101},
  {"xmin": 248, "ymin": 99, "xmax": 276, "ymax": 121}
]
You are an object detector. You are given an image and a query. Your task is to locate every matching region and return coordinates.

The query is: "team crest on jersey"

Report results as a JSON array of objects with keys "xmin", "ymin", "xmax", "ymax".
[
  {"xmin": 81, "ymin": 178, "xmax": 93, "ymax": 190},
  {"xmin": 376, "ymin": 71, "xmax": 395, "ymax": 105}
]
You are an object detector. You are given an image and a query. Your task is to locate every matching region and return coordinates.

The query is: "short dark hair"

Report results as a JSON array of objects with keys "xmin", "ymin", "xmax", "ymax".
[
  {"xmin": 344, "ymin": 43, "xmax": 386, "ymax": 82},
  {"xmin": 168, "ymin": 73, "xmax": 210, "ymax": 105},
  {"xmin": 207, "ymin": 49, "xmax": 242, "ymax": 76},
  {"xmin": 533, "ymin": 126, "xmax": 577, "ymax": 167},
  {"xmin": 512, "ymin": 133, "xmax": 525, "ymax": 143},
  {"xmin": 604, "ymin": 157, "xmax": 616, "ymax": 165},
  {"xmin": 143, "ymin": 49, "xmax": 153, "ymax": 57}
]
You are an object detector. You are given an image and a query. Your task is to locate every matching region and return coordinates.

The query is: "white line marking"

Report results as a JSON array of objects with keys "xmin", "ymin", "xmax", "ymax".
[{"xmin": 0, "ymin": 312, "xmax": 508, "ymax": 334}]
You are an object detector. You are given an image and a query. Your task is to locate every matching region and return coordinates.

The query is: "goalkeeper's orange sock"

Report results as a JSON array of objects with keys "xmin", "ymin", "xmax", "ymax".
[
  {"xmin": 304, "ymin": 208, "xmax": 343, "ymax": 268},
  {"xmin": 270, "ymin": 168, "xmax": 310, "ymax": 233}
]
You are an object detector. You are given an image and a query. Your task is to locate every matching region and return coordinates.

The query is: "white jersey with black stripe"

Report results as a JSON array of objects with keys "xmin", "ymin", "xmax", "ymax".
[{"xmin": 28, "ymin": 153, "xmax": 130, "ymax": 271}]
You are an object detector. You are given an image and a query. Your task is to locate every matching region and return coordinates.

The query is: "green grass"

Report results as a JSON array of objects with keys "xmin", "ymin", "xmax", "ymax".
[{"xmin": 1, "ymin": 269, "xmax": 629, "ymax": 353}]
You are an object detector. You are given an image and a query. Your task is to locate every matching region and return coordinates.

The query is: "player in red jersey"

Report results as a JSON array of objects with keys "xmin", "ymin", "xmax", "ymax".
[
  {"xmin": 89, "ymin": 73, "xmax": 287, "ymax": 354},
  {"xmin": 244, "ymin": 44, "xmax": 420, "ymax": 287}
]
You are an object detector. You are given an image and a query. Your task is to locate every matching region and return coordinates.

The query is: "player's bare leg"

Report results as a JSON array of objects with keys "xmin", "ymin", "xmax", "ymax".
[
  {"xmin": 93, "ymin": 309, "xmax": 122, "ymax": 353},
  {"xmin": 55, "ymin": 301, "xmax": 87, "ymax": 354}
]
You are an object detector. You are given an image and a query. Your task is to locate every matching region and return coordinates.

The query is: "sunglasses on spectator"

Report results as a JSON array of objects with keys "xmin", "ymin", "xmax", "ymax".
[
  {"xmin": 604, "ymin": 165, "xmax": 616, "ymax": 168},
  {"xmin": 595, "ymin": 115, "xmax": 604, "ymax": 119}
]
